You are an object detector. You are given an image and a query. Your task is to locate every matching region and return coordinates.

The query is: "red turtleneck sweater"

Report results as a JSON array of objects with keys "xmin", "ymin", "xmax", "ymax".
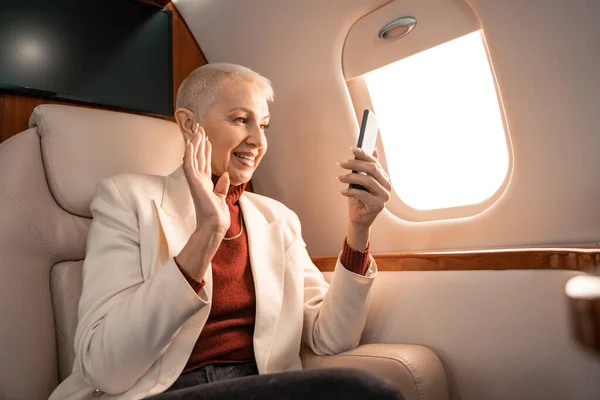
[{"xmin": 176, "ymin": 177, "xmax": 371, "ymax": 372}]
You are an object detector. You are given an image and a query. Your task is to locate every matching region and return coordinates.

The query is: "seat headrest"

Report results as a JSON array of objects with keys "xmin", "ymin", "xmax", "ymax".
[{"xmin": 29, "ymin": 104, "xmax": 184, "ymax": 217}]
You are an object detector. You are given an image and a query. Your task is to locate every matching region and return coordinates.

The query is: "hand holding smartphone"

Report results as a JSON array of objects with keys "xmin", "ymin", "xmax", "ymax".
[{"xmin": 350, "ymin": 109, "xmax": 379, "ymax": 191}]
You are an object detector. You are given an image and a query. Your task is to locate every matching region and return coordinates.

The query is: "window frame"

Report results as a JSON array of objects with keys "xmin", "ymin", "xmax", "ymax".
[{"xmin": 346, "ymin": 31, "xmax": 514, "ymax": 222}]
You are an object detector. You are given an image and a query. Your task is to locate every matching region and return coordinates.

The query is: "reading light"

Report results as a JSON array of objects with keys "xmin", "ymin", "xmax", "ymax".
[{"xmin": 378, "ymin": 16, "xmax": 417, "ymax": 41}]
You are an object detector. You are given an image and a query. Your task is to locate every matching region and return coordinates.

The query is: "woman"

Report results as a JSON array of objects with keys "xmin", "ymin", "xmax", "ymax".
[{"xmin": 49, "ymin": 63, "xmax": 400, "ymax": 400}]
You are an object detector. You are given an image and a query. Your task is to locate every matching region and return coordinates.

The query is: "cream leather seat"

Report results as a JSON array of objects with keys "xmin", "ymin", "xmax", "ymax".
[{"xmin": 0, "ymin": 104, "xmax": 449, "ymax": 400}]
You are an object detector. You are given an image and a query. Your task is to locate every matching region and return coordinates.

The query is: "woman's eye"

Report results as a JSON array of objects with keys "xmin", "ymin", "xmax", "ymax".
[
  {"xmin": 261, "ymin": 124, "xmax": 270, "ymax": 130},
  {"xmin": 235, "ymin": 117, "xmax": 248, "ymax": 124}
]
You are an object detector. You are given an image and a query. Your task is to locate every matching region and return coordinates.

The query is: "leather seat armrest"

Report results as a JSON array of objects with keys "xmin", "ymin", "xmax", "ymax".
[{"xmin": 300, "ymin": 343, "xmax": 449, "ymax": 400}]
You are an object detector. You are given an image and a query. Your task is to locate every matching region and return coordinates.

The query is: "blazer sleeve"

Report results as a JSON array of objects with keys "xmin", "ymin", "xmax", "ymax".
[
  {"xmin": 73, "ymin": 179, "xmax": 208, "ymax": 394},
  {"xmin": 285, "ymin": 212, "xmax": 377, "ymax": 356}
]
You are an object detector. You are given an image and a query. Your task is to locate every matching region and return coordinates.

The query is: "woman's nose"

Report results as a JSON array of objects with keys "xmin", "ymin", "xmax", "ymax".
[{"xmin": 247, "ymin": 124, "xmax": 266, "ymax": 148}]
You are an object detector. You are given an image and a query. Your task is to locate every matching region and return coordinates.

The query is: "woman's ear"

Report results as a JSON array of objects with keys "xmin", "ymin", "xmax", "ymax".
[{"xmin": 174, "ymin": 108, "xmax": 198, "ymax": 141}]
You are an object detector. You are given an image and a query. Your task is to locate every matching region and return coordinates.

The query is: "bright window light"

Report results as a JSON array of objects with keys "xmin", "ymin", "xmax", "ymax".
[{"xmin": 364, "ymin": 31, "xmax": 509, "ymax": 211}]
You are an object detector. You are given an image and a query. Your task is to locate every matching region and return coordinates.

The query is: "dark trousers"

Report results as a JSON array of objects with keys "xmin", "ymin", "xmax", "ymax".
[{"xmin": 146, "ymin": 361, "xmax": 404, "ymax": 400}]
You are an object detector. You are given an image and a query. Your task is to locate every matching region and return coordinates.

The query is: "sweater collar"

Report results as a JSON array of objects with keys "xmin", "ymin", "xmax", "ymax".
[{"xmin": 211, "ymin": 174, "xmax": 247, "ymax": 204}]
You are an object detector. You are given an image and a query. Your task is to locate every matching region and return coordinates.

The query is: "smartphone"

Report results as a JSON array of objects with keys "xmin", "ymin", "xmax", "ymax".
[{"xmin": 350, "ymin": 109, "xmax": 379, "ymax": 191}]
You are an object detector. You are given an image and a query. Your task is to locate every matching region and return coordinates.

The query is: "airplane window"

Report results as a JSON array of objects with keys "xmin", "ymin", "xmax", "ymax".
[{"xmin": 364, "ymin": 31, "xmax": 510, "ymax": 211}]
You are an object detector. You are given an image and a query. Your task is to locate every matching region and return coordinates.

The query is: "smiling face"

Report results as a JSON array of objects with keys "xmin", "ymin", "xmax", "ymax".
[{"xmin": 200, "ymin": 79, "xmax": 270, "ymax": 186}]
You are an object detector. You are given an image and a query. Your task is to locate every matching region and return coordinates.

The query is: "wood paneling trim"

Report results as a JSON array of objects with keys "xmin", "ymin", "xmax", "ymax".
[
  {"xmin": 140, "ymin": 0, "xmax": 171, "ymax": 8},
  {"xmin": 0, "ymin": 94, "xmax": 4, "ymax": 142},
  {"xmin": 311, "ymin": 245, "xmax": 600, "ymax": 272},
  {"xmin": 0, "ymin": 94, "xmax": 99, "ymax": 142},
  {"xmin": 169, "ymin": 2, "xmax": 208, "ymax": 109}
]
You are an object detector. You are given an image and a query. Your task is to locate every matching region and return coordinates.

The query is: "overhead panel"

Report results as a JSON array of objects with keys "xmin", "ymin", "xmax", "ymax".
[{"xmin": 343, "ymin": 0, "xmax": 480, "ymax": 80}]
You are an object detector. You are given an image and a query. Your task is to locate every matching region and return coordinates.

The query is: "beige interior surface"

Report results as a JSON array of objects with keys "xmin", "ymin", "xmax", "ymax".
[
  {"xmin": 175, "ymin": 0, "xmax": 600, "ymax": 255},
  {"xmin": 302, "ymin": 343, "xmax": 449, "ymax": 400},
  {"xmin": 50, "ymin": 260, "xmax": 83, "ymax": 383},
  {"xmin": 0, "ymin": 129, "xmax": 83, "ymax": 400},
  {"xmin": 30, "ymin": 105, "xmax": 183, "ymax": 217},
  {"xmin": 342, "ymin": 0, "xmax": 480, "ymax": 80},
  {"xmin": 322, "ymin": 271, "xmax": 600, "ymax": 400}
]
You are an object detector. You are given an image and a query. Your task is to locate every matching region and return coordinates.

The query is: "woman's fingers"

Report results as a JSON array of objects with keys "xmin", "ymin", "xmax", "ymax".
[
  {"xmin": 341, "ymin": 187, "xmax": 369, "ymax": 202},
  {"xmin": 205, "ymin": 138, "xmax": 212, "ymax": 176},
  {"xmin": 196, "ymin": 127, "xmax": 206, "ymax": 173},
  {"xmin": 214, "ymin": 171, "xmax": 230, "ymax": 198},
  {"xmin": 338, "ymin": 173, "xmax": 389, "ymax": 201},
  {"xmin": 339, "ymin": 158, "xmax": 391, "ymax": 192},
  {"xmin": 338, "ymin": 147, "xmax": 392, "ymax": 214},
  {"xmin": 183, "ymin": 139, "xmax": 194, "ymax": 179},
  {"xmin": 190, "ymin": 127, "xmax": 200, "ymax": 174},
  {"xmin": 340, "ymin": 187, "xmax": 385, "ymax": 210},
  {"xmin": 352, "ymin": 146, "xmax": 377, "ymax": 163}
]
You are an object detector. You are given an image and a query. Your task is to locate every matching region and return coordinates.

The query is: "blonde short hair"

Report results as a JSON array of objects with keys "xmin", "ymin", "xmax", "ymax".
[{"xmin": 175, "ymin": 63, "xmax": 274, "ymax": 121}]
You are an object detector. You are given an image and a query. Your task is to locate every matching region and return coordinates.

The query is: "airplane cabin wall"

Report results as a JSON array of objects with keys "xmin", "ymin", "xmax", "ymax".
[
  {"xmin": 175, "ymin": 0, "xmax": 600, "ymax": 256},
  {"xmin": 175, "ymin": 0, "xmax": 390, "ymax": 255}
]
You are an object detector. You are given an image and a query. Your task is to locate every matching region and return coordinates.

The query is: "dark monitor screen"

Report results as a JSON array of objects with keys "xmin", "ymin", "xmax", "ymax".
[{"xmin": 0, "ymin": 0, "xmax": 173, "ymax": 116}]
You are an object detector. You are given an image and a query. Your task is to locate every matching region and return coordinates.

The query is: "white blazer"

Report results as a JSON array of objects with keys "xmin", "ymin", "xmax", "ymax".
[{"xmin": 49, "ymin": 166, "xmax": 377, "ymax": 400}]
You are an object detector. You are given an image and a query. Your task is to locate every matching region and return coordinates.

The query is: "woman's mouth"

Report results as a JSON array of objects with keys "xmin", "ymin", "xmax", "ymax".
[{"xmin": 233, "ymin": 152, "xmax": 256, "ymax": 168}]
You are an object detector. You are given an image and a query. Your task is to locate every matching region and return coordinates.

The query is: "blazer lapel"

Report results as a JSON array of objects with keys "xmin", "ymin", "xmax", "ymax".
[{"xmin": 240, "ymin": 195, "xmax": 285, "ymax": 374}]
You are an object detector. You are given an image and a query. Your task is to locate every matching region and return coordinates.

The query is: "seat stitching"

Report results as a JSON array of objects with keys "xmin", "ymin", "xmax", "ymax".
[
  {"xmin": 55, "ymin": 334, "xmax": 68, "ymax": 365},
  {"xmin": 54, "ymin": 324, "xmax": 76, "ymax": 380},
  {"xmin": 51, "ymin": 267, "xmax": 80, "ymax": 303},
  {"xmin": 51, "ymin": 291, "xmax": 77, "ymax": 377},
  {"xmin": 54, "ymin": 324, "xmax": 76, "ymax": 354},
  {"xmin": 0, "ymin": 188, "xmax": 54, "ymax": 262},
  {"xmin": 335, "ymin": 353, "xmax": 425, "ymax": 400}
]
